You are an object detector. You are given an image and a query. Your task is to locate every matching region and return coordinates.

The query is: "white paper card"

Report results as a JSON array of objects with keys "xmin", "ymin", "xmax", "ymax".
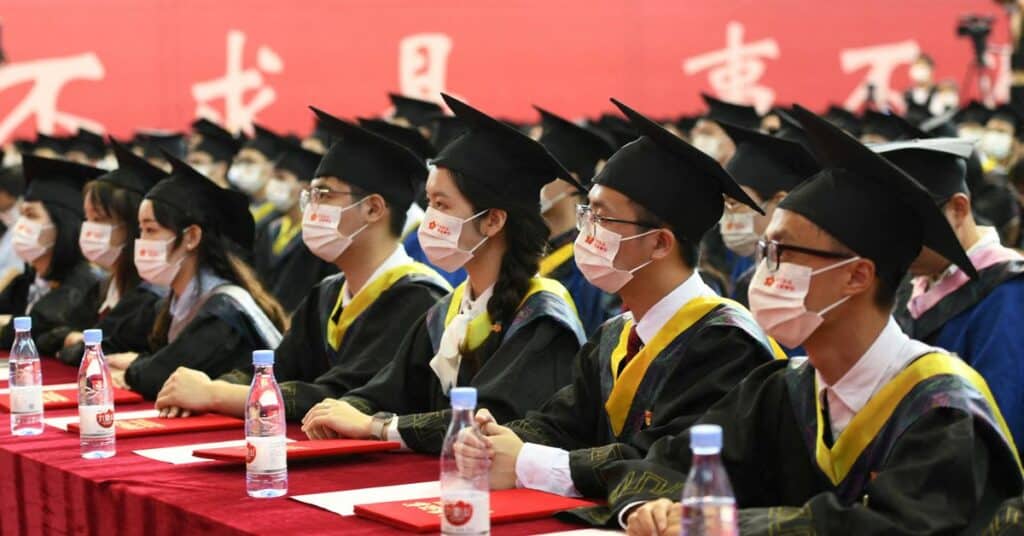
[
  {"xmin": 291, "ymin": 480, "xmax": 441, "ymax": 516},
  {"xmin": 0, "ymin": 382, "xmax": 77, "ymax": 395},
  {"xmin": 44, "ymin": 408, "xmax": 161, "ymax": 431}
]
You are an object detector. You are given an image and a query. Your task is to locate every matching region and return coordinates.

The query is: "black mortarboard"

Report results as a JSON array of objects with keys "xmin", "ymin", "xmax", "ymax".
[
  {"xmin": 310, "ymin": 116, "xmax": 332, "ymax": 146},
  {"xmin": 34, "ymin": 133, "xmax": 68, "ymax": 155},
  {"xmin": 0, "ymin": 165, "xmax": 24, "ymax": 197},
  {"xmin": 592, "ymin": 114, "xmax": 638, "ymax": 149},
  {"xmin": 535, "ymin": 106, "xmax": 615, "ymax": 189},
  {"xmin": 273, "ymin": 141, "xmax": 321, "ymax": 183},
  {"xmin": 388, "ymin": 93, "xmax": 443, "ymax": 128},
  {"xmin": 311, "ymin": 106, "xmax": 425, "ymax": 209},
  {"xmin": 872, "ymin": 138, "xmax": 972, "ymax": 203},
  {"xmin": 67, "ymin": 128, "xmax": 107, "ymax": 160},
  {"xmin": 774, "ymin": 108, "xmax": 813, "ymax": 151},
  {"xmin": 429, "ymin": 94, "xmax": 578, "ymax": 205},
  {"xmin": 720, "ymin": 122, "xmax": 819, "ymax": 200},
  {"xmin": 989, "ymin": 104, "xmax": 1024, "ymax": 132},
  {"xmin": 823, "ymin": 105, "xmax": 863, "ymax": 137},
  {"xmin": 358, "ymin": 118, "xmax": 437, "ymax": 162},
  {"xmin": 13, "ymin": 139, "xmax": 34, "ymax": 156},
  {"xmin": 97, "ymin": 139, "xmax": 167, "ymax": 195},
  {"xmin": 192, "ymin": 120, "xmax": 241, "ymax": 162},
  {"xmin": 592, "ymin": 99, "xmax": 761, "ymax": 244},
  {"xmin": 953, "ymin": 100, "xmax": 992, "ymax": 126},
  {"xmin": 780, "ymin": 105, "xmax": 976, "ymax": 280},
  {"xmin": 702, "ymin": 93, "xmax": 761, "ymax": 130},
  {"xmin": 675, "ymin": 115, "xmax": 700, "ymax": 136},
  {"xmin": 21, "ymin": 155, "xmax": 104, "ymax": 216},
  {"xmin": 147, "ymin": 152, "xmax": 254, "ymax": 251},
  {"xmin": 243, "ymin": 124, "xmax": 283, "ymax": 159},
  {"xmin": 428, "ymin": 114, "xmax": 468, "ymax": 151},
  {"xmin": 861, "ymin": 110, "xmax": 924, "ymax": 141},
  {"xmin": 136, "ymin": 132, "xmax": 187, "ymax": 160}
]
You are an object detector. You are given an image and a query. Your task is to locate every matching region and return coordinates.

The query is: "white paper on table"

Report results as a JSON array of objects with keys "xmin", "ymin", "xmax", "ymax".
[
  {"xmin": 0, "ymin": 382, "xmax": 77, "ymax": 395},
  {"xmin": 0, "ymin": 362, "xmax": 9, "ymax": 382},
  {"xmin": 535, "ymin": 530, "xmax": 626, "ymax": 535},
  {"xmin": 44, "ymin": 408, "xmax": 161, "ymax": 431},
  {"xmin": 291, "ymin": 481, "xmax": 441, "ymax": 516},
  {"xmin": 133, "ymin": 437, "xmax": 296, "ymax": 465}
]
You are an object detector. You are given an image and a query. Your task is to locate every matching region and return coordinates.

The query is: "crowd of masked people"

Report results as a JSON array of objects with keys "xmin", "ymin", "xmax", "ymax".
[{"xmin": 0, "ymin": 86, "xmax": 1023, "ymax": 534}]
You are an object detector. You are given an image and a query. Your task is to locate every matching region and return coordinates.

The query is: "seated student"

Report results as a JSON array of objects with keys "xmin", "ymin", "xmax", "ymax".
[
  {"xmin": 251, "ymin": 141, "xmax": 337, "ymax": 312},
  {"xmin": 593, "ymin": 107, "xmax": 1022, "ymax": 535},
  {"xmin": 134, "ymin": 131, "xmax": 187, "ymax": 174},
  {"xmin": 453, "ymin": 100, "xmax": 783, "ymax": 500},
  {"xmin": 57, "ymin": 140, "xmax": 168, "ymax": 365},
  {"xmin": 227, "ymin": 124, "xmax": 283, "ymax": 228},
  {"xmin": 300, "ymin": 94, "xmax": 587, "ymax": 452},
  {"xmin": 881, "ymin": 138, "xmax": 1024, "ymax": 452},
  {"xmin": 187, "ymin": 119, "xmax": 240, "ymax": 189},
  {"xmin": 533, "ymin": 106, "xmax": 618, "ymax": 336},
  {"xmin": 108, "ymin": 154, "xmax": 288, "ymax": 399},
  {"xmin": 153, "ymin": 110, "xmax": 450, "ymax": 420},
  {"xmin": 0, "ymin": 156, "xmax": 103, "ymax": 355},
  {"xmin": 0, "ymin": 160, "xmax": 26, "ymax": 291}
]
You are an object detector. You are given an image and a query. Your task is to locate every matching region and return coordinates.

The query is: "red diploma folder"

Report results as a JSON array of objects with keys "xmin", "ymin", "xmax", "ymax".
[
  {"xmin": 353, "ymin": 489, "xmax": 600, "ymax": 532},
  {"xmin": 0, "ymin": 387, "xmax": 142, "ymax": 412},
  {"xmin": 67, "ymin": 413, "xmax": 243, "ymax": 438},
  {"xmin": 192, "ymin": 439, "xmax": 402, "ymax": 462}
]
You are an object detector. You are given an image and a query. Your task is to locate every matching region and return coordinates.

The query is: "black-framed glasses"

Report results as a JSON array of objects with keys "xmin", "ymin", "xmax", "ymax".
[
  {"xmin": 757, "ymin": 239, "xmax": 854, "ymax": 271},
  {"xmin": 575, "ymin": 204, "xmax": 661, "ymax": 235},
  {"xmin": 299, "ymin": 187, "xmax": 355, "ymax": 212}
]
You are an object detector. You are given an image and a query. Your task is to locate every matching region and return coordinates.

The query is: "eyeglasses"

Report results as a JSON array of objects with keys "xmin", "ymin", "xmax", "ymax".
[
  {"xmin": 299, "ymin": 187, "xmax": 355, "ymax": 212},
  {"xmin": 575, "ymin": 204, "xmax": 661, "ymax": 236},
  {"xmin": 757, "ymin": 239, "xmax": 855, "ymax": 272}
]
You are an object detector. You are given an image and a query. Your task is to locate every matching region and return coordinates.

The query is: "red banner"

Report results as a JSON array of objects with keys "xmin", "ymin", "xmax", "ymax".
[{"xmin": 0, "ymin": 0, "xmax": 1013, "ymax": 143}]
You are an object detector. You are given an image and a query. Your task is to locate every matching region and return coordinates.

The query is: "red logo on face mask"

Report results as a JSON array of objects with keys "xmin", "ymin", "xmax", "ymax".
[
  {"xmin": 310, "ymin": 212, "xmax": 333, "ymax": 224},
  {"xmin": 96, "ymin": 409, "xmax": 115, "ymax": 428},
  {"xmin": 428, "ymin": 220, "xmax": 437, "ymax": 230},
  {"xmin": 444, "ymin": 500, "xmax": 473, "ymax": 526},
  {"xmin": 246, "ymin": 442, "xmax": 256, "ymax": 464},
  {"xmin": 585, "ymin": 235, "xmax": 595, "ymax": 245},
  {"xmin": 764, "ymin": 276, "xmax": 775, "ymax": 286}
]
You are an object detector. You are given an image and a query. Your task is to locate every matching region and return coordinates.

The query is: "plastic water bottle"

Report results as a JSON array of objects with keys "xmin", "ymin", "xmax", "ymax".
[
  {"xmin": 77, "ymin": 329, "xmax": 115, "ymax": 459},
  {"xmin": 681, "ymin": 424, "xmax": 737, "ymax": 536},
  {"xmin": 9, "ymin": 316, "xmax": 43, "ymax": 436},
  {"xmin": 439, "ymin": 387, "xmax": 490, "ymax": 535},
  {"xmin": 245, "ymin": 350, "xmax": 287, "ymax": 498}
]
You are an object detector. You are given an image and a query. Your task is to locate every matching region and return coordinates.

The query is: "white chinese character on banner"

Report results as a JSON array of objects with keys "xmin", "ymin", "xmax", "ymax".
[
  {"xmin": 840, "ymin": 40, "xmax": 920, "ymax": 113},
  {"xmin": 398, "ymin": 33, "xmax": 452, "ymax": 104},
  {"xmin": 683, "ymin": 21, "xmax": 780, "ymax": 114},
  {"xmin": 192, "ymin": 30, "xmax": 283, "ymax": 135},
  {"xmin": 0, "ymin": 53, "xmax": 105, "ymax": 143}
]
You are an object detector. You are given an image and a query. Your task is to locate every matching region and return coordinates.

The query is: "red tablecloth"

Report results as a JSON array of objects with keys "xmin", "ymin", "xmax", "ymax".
[{"xmin": 0, "ymin": 358, "xmax": 583, "ymax": 535}]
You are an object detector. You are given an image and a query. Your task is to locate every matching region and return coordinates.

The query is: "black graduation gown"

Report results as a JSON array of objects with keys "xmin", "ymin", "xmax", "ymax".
[
  {"xmin": 253, "ymin": 216, "xmax": 338, "ymax": 313},
  {"xmin": 125, "ymin": 292, "xmax": 279, "ymax": 399},
  {"xmin": 342, "ymin": 281, "xmax": 586, "ymax": 454},
  {"xmin": 506, "ymin": 297, "xmax": 780, "ymax": 497},
  {"xmin": 56, "ymin": 281, "xmax": 167, "ymax": 366},
  {"xmin": 566, "ymin": 355, "xmax": 1024, "ymax": 535},
  {"xmin": 219, "ymin": 271, "xmax": 449, "ymax": 421},
  {"xmin": 0, "ymin": 261, "xmax": 102, "ymax": 356}
]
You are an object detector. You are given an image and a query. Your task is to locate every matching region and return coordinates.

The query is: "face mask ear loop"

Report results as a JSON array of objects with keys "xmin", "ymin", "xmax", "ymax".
[{"xmin": 810, "ymin": 255, "xmax": 861, "ymax": 276}]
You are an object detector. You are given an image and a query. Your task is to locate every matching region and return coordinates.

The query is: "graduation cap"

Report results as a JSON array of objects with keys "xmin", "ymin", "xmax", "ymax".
[
  {"xmin": 871, "ymin": 138, "xmax": 972, "ymax": 204},
  {"xmin": 861, "ymin": 110, "xmax": 925, "ymax": 141},
  {"xmin": 310, "ymin": 106, "xmax": 425, "ymax": 210},
  {"xmin": 0, "ymin": 165, "xmax": 24, "ymax": 198},
  {"xmin": 953, "ymin": 100, "xmax": 992, "ymax": 126},
  {"xmin": 592, "ymin": 114, "xmax": 638, "ymax": 149},
  {"xmin": 21, "ymin": 155, "xmax": 104, "ymax": 216},
  {"xmin": 273, "ymin": 140, "xmax": 321, "ymax": 183},
  {"xmin": 96, "ymin": 139, "xmax": 167, "ymax": 195},
  {"xmin": 146, "ymin": 152, "xmax": 255, "ymax": 251},
  {"xmin": 773, "ymin": 108, "xmax": 813, "ymax": 150},
  {"xmin": 34, "ymin": 133, "xmax": 68, "ymax": 155},
  {"xmin": 592, "ymin": 99, "xmax": 762, "ymax": 244},
  {"xmin": 357, "ymin": 117, "xmax": 437, "ymax": 162},
  {"xmin": 388, "ymin": 93, "xmax": 443, "ymax": 128},
  {"xmin": 534, "ymin": 106, "xmax": 615, "ymax": 189},
  {"xmin": 701, "ymin": 93, "xmax": 761, "ymax": 130},
  {"xmin": 719, "ymin": 122, "xmax": 819, "ymax": 200},
  {"xmin": 67, "ymin": 128, "xmax": 107, "ymax": 160},
  {"xmin": 779, "ymin": 105, "xmax": 976, "ymax": 281},
  {"xmin": 428, "ymin": 114, "xmax": 468, "ymax": 151},
  {"xmin": 430, "ymin": 94, "xmax": 579, "ymax": 205},
  {"xmin": 823, "ymin": 105, "xmax": 863, "ymax": 138},
  {"xmin": 192, "ymin": 119, "xmax": 240, "ymax": 162},
  {"xmin": 989, "ymin": 104, "xmax": 1024, "ymax": 133},
  {"xmin": 242, "ymin": 124, "xmax": 283, "ymax": 159},
  {"xmin": 13, "ymin": 139, "xmax": 34, "ymax": 156},
  {"xmin": 135, "ymin": 132, "xmax": 187, "ymax": 160}
]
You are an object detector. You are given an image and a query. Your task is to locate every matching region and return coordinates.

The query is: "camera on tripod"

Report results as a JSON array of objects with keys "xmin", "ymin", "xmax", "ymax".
[{"xmin": 957, "ymin": 14, "xmax": 995, "ymax": 65}]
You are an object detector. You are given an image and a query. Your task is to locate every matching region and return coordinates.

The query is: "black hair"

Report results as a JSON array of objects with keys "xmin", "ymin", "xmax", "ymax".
[
  {"xmin": 347, "ymin": 184, "xmax": 407, "ymax": 238},
  {"xmin": 630, "ymin": 200, "xmax": 699, "ymax": 268},
  {"xmin": 84, "ymin": 181, "xmax": 143, "ymax": 297},
  {"xmin": 41, "ymin": 202, "xmax": 85, "ymax": 282},
  {"xmin": 0, "ymin": 166, "xmax": 25, "ymax": 197}
]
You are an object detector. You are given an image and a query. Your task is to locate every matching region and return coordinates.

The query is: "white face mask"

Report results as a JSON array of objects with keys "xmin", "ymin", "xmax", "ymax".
[
  {"xmin": 692, "ymin": 134, "xmax": 722, "ymax": 160},
  {"xmin": 720, "ymin": 212, "xmax": 759, "ymax": 257},
  {"xmin": 301, "ymin": 199, "xmax": 367, "ymax": 262},
  {"xmin": 417, "ymin": 207, "xmax": 489, "ymax": 272},
  {"xmin": 134, "ymin": 236, "xmax": 184, "ymax": 287},
  {"xmin": 0, "ymin": 202, "xmax": 20, "ymax": 227},
  {"xmin": 574, "ymin": 223, "xmax": 655, "ymax": 293},
  {"xmin": 748, "ymin": 256, "xmax": 860, "ymax": 348},
  {"xmin": 265, "ymin": 178, "xmax": 296, "ymax": 212},
  {"xmin": 12, "ymin": 217, "xmax": 54, "ymax": 263},
  {"xmin": 909, "ymin": 63, "xmax": 932, "ymax": 84},
  {"xmin": 227, "ymin": 163, "xmax": 267, "ymax": 194},
  {"xmin": 540, "ymin": 191, "xmax": 572, "ymax": 214},
  {"xmin": 79, "ymin": 222, "xmax": 124, "ymax": 269},
  {"xmin": 982, "ymin": 131, "xmax": 1013, "ymax": 161},
  {"xmin": 958, "ymin": 126, "xmax": 985, "ymax": 144}
]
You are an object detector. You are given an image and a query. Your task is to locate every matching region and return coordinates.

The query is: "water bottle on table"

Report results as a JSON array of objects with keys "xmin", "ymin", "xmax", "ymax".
[
  {"xmin": 9, "ymin": 316, "xmax": 43, "ymax": 436},
  {"xmin": 245, "ymin": 349, "xmax": 287, "ymax": 498},
  {"xmin": 681, "ymin": 424, "xmax": 737, "ymax": 536},
  {"xmin": 439, "ymin": 387, "xmax": 490, "ymax": 536},
  {"xmin": 77, "ymin": 329, "xmax": 115, "ymax": 459}
]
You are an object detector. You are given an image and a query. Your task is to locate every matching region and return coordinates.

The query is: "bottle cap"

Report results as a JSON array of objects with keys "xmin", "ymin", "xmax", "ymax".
[
  {"xmin": 83, "ymin": 329, "xmax": 103, "ymax": 346},
  {"xmin": 690, "ymin": 424, "xmax": 723, "ymax": 451},
  {"xmin": 449, "ymin": 387, "xmax": 477, "ymax": 408},
  {"xmin": 13, "ymin": 316, "xmax": 30, "ymax": 332},
  {"xmin": 252, "ymin": 350, "xmax": 274, "ymax": 366}
]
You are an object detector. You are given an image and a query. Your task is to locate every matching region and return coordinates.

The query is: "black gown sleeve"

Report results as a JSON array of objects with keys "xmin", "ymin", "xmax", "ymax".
[
  {"xmin": 57, "ymin": 286, "xmax": 164, "ymax": 366},
  {"xmin": 0, "ymin": 266, "xmax": 101, "ymax": 355}
]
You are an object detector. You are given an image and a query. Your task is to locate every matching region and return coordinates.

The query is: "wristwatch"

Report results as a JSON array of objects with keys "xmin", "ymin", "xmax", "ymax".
[{"xmin": 369, "ymin": 412, "xmax": 396, "ymax": 441}]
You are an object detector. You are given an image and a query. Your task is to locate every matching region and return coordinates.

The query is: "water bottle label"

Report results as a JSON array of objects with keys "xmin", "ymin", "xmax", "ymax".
[
  {"xmin": 246, "ymin": 436, "xmax": 286, "ymax": 473},
  {"xmin": 10, "ymin": 385, "xmax": 42, "ymax": 414},
  {"xmin": 79, "ymin": 405, "xmax": 115, "ymax": 438},
  {"xmin": 440, "ymin": 492, "xmax": 489, "ymax": 534}
]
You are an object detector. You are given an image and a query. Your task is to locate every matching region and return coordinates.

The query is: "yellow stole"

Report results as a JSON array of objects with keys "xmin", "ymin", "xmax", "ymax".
[
  {"xmin": 813, "ymin": 352, "xmax": 1023, "ymax": 486},
  {"xmin": 326, "ymin": 263, "xmax": 445, "ymax": 351},
  {"xmin": 444, "ymin": 277, "xmax": 577, "ymax": 351},
  {"xmin": 605, "ymin": 295, "xmax": 786, "ymax": 437},
  {"xmin": 251, "ymin": 201, "xmax": 277, "ymax": 224},
  {"xmin": 538, "ymin": 242, "xmax": 575, "ymax": 277},
  {"xmin": 271, "ymin": 216, "xmax": 301, "ymax": 255}
]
